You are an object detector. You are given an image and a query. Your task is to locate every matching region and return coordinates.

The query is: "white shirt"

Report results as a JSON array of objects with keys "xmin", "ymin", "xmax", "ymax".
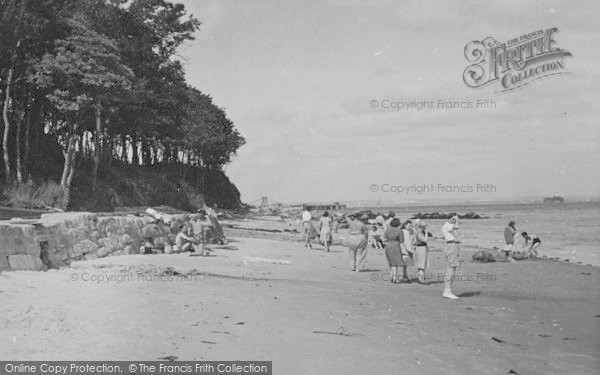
[
  {"xmin": 302, "ymin": 211, "xmax": 312, "ymax": 222},
  {"xmin": 441, "ymin": 221, "xmax": 458, "ymax": 242},
  {"xmin": 402, "ymin": 229, "xmax": 414, "ymax": 252}
]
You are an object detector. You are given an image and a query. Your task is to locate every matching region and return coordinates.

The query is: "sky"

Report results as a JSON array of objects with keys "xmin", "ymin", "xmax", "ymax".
[{"xmin": 176, "ymin": 0, "xmax": 600, "ymax": 205}]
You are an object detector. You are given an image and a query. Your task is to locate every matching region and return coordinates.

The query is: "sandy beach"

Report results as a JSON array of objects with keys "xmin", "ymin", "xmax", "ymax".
[{"xmin": 1, "ymin": 217, "xmax": 598, "ymax": 375}]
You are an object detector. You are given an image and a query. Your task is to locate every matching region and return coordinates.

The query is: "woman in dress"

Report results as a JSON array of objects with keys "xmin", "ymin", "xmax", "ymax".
[
  {"xmin": 414, "ymin": 221, "xmax": 429, "ymax": 284},
  {"xmin": 383, "ymin": 217, "xmax": 404, "ymax": 283},
  {"xmin": 319, "ymin": 211, "xmax": 333, "ymax": 252}
]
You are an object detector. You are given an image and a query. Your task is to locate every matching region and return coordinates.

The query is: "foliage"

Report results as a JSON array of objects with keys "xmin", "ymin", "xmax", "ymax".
[{"xmin": 0, "ymin": 0, "xmax": 245, "ymax": 209}]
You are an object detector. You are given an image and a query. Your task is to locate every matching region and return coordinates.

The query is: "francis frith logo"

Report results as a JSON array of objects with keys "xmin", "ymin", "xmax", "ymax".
[{"xmin": 463, "ymin": 27, "xmax": 572, "ymax": 91}]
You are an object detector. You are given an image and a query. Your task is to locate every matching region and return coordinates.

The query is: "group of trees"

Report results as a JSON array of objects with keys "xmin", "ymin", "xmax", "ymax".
[{"xmin": 0, "ymin": 0, "xmax": 245, "ymax": 208}]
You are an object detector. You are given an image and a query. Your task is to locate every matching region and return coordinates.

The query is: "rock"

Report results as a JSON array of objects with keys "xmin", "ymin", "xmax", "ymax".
[
  {"xmin": 7, "ymin": 254, "xmax": 44, "ymax": 271},
  {"xmin": 153, "ymin": 236, "xmax": 168, "ymax": 250},
  {"xmin": 84, "ymin": 250, "xmax": 99, "ymax": 260},
  {"xmin": 97, "ymin": 235, "xmax": 122, "ymax": 252},
  {"xmin": 121, "ymin": 234, "xmax": 134, "ymax": 246},
  {"xmin": 472, "ymin": 250, "xmax": 496, "ymax": 263},
  {"xmin": 63, "ymin": 228, "xmax": 88, "ymax": 248},
  {"xmin": 97, "ymin": 247, "xmax": 110, "ymax": 258},
  {"xmin": 69, "ymin": 239, "xmax": 99, "ymax": 258},
  {"xmin": 141, "ymin": 224, "xmax": 161, "ymax": 238},
  {"xmin": 0, "ymin": 254, "xmax": 10, "ymax": 270},
  {"xmin": 141, "ymin": 216, "xmax": 155, "ymax": 225},
  {"xmin": 105, "ymin": 223, "xmax": 120, "ymax": 236},
  {"xmin": 89, "ymin": 230, "xmax": 101, "ymax": 241}
]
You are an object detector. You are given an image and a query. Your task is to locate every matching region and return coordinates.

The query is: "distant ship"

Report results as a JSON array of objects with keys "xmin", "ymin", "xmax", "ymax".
[{"xmin": 543, "ymin": 195, "xmax": 564, "ymax": 203}]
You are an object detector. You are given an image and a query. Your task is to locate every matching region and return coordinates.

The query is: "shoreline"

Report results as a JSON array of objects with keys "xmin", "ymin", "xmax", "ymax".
[{"xmin": 222, "ymin": 217, "xmax": 600, "ymax": 269}]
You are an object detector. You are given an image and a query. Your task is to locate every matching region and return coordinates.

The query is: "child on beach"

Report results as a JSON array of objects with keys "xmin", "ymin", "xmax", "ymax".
[
  {"xmin": 368, "ymin": 224, "xmax": 384, "ymax": 249},
  {"xmin": 332, "ymin": 213, "xmax": 339, "ymax": 233},
  {"xmin": 520, "ymin": 232, "xmax": 541, "ymax": 258}
]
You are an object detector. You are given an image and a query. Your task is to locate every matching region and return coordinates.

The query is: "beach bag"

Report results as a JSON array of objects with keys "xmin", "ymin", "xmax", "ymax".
[{"xmin": 472, "ymin": 250, "xmax": 496, "ymax": 263}]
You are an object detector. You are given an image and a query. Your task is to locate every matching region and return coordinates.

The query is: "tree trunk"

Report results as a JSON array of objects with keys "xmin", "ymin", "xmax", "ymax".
[
  {"xmin": 106, "ymin": 137, "xmax": 113, "ymax": 168},
  {"xmin": 121, "ymin": 135, "xmax": 127, "ymax": 162},
  {"xmin": 61, "ymin": 132, "xmax": 77, "ymax": 210},
  {"xmin": 91, "ymin": 106, "xmax": 102, "ymax": 188},
  {"xmin": 15, "ymin": 90, "xmax": 30, "ymax": 185},
  {"xmin": 23, "ymin": 94, "xmax": 34, "ymax": 181},
  {"xmin": 141, "ymin": 139, "xmax": 150, "ymax": 166},
  {"xmin": 15, "ymin": 108, "xmax": 23, "ymax": 184},
  {"xmin": 2, "ymin": 66, "xmax": 14, "ymax": 184},
  {"xmin": 132, "ymin": 137, "xmax": 139, "ymax": 166}
]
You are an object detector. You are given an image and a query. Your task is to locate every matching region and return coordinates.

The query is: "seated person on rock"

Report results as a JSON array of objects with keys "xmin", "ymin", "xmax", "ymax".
[
  {"xmin": 175, "ymin": 223, "xmax": 199, "ymax": 253},
  {"xmin": 192, "ymin": 211, "xmax": 215, "ymax": 244},
  {"xmin": 175, "ymin": 222, "xmax": 211, "ymax": 256}
]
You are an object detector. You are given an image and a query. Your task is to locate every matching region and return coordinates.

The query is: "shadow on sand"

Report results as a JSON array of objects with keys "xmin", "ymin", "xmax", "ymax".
[{"xmin": 457, "ymin": 291, "xmax": 481, "ymax": 298}]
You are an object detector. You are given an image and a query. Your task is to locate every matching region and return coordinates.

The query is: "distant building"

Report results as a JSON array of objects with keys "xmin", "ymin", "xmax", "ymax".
[
  {"xmin": 261, "ymin": 196, "xmax": 269, "ymax": 207},
  {"xmin": 543, "ymin": 196, "xmax": 564, "ymax": 203},
  {"xmin": 302, "ymin": 202, "xmax": 347, "ymax": 211}
]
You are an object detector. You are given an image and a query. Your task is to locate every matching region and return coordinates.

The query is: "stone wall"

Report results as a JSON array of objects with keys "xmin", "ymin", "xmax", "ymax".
[{"xmin": 0, "ymin": 212, "xmax": 189, "ymax": 272}]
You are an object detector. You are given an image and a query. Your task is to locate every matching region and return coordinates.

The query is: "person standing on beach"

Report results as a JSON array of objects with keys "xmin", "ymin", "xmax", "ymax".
[
  {"xmin": 441, "ymin": 213, "xmax": 461, "ymax": 299},
  {"xmin": 319, "ymin": 211, "xmax": 333, "ymax": 252},
  {"xmin": 302, "ymin": 208, "xmax": 313, "ymax": 248},
  {"xmin": 414, "ymin": 221, "xmax": 429, "ymax": 284},
  {"xmin": 346, "ymin": 214, "xmax": 368, "ymax": 271},
  {"xmin": 504, "ymin": 221, "xmax": 517, "ymax": 260},
  {"xmin": 332, "ymin": 213, "xmax": 339, "ymax": 233},
  {"xmin": 384, "ymin": 211, "xmax": 395, "ymax": 231},
  {"xmin": 400, "ymin": 220, "xmax": 415, "ymax": 282},
  {"xmin": 383, "ymin": 217, "xmax": 404, "ymax": 283}
]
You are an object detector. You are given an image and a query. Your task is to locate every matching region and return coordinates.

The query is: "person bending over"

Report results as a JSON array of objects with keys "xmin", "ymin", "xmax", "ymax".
[{"xmin": 520, "ymin": 232, "xmax": 541, "ymax": 258}]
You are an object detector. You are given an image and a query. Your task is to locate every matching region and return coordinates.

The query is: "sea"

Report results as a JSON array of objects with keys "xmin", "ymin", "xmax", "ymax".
[{"xmin": 339, "ymin": 201, "xmax": 600, "ymax": 267}]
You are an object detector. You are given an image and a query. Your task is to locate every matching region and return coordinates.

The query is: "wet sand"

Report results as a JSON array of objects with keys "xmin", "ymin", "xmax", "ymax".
[{"xmin": 0, "ymin": 220, "xmax": 599, "ymax": 374}]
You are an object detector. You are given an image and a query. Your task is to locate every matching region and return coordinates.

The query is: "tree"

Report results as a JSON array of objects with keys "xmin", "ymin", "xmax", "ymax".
[
  {"xmin": 1, "ymin": 0, "xmax": 71, "ymax": 184},
  {"xmin": 33, "ymin": 18, "xmax": 132, "ymax": 208},
  {"xmin": 180, "ymin": 87, "xmax": 245, "ymax": 170}
]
